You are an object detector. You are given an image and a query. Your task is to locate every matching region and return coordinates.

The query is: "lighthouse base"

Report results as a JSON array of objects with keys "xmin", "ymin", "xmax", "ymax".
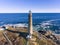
[{"xmin": 26, "ymin": 35, "xmax": 36, "ymax": 42}]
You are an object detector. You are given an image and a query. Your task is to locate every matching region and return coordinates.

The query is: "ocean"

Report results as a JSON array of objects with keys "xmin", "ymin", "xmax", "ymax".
[{"xmin": 0, "ymin": 13, "xmax": 60, "ymax": 34}]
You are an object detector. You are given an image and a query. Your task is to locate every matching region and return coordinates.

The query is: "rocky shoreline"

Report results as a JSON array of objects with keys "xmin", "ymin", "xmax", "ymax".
[{"xmin": 0, "ymin": 25, "xmax": 60, "ymax": 45}]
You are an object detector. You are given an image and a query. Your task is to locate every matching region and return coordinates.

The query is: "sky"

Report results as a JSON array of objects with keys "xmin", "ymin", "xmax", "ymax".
[{"xmin": 0, "ymin": 0, "xmax": 60, "ymax": 13}]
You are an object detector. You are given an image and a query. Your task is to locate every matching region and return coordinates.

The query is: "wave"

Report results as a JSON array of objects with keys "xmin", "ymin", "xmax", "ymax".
[{"xmin": 0, "ymin": 23, "xmax": 28, "ymax": 28}]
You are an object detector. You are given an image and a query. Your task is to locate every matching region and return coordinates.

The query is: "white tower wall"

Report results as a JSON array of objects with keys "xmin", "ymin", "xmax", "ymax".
[{"xmin": 28, "ymin": 10, "xmax": 33, "ymax": 36}]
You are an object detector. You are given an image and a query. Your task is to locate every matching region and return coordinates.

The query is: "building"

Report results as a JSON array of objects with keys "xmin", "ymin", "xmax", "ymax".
[
  {"xmin": 0, "ymin": 27, "xmax": 5, "ymax": 31},
  {"xmin": 27, "ymin": 10, "xmax": 33, "ymax": 39}
]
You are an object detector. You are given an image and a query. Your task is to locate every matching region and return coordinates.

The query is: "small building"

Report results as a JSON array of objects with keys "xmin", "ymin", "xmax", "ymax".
[
  {"xmin": 0, "ymin": 27, "xmax": 5, "ymax": 31},
  {"xmin": 2, "ymin": 26, "xmax": 9, "ymax": 30}
]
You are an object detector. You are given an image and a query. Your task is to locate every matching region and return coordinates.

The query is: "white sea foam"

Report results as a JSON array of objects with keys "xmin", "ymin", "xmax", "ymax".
[
  {"xmin": 40, "ymin": 19, "xmax": 60, "ymax": 28},
  {"xmin": 1, "ymin": 23, "xmax": 28, "ymax": 28},
  {"xmin": 13, "ymin": 23, "xmax": 28, "ymax": 27},
  {"xmin": 43, "ymin": 19, "xmax": 60, "ymax": 23}
]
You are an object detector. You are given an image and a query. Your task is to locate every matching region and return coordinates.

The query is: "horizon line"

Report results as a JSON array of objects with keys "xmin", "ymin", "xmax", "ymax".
[{"xmin": 0, "ymin": 12, "xmax": 60, "ymax": 13}]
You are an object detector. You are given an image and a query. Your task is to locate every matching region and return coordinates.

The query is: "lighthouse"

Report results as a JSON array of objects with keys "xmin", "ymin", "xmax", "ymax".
[
  {"xmin": 28, "ymin": 10, "xmax": 33, "ymax": 35},
  {"xmin": 26, "ymin": 10, "xmax": 33, "ymax": 39},
  {"xmin": 26, "ymin": 11, "xmax": 37, "ymax": 45}
]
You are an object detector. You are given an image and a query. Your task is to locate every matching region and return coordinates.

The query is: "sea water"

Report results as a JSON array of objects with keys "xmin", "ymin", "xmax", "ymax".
[{"xmin": 0, "ymin": 13, "xmax": 60, "ymax": 34}]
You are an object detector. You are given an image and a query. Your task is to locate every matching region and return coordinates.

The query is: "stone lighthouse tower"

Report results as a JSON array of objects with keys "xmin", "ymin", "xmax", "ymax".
[
  {"xmin": 28, "ymin": 10, "xmax": 33, "ymax": 36},
  {"xmin": 27, "ymin": 10, "xmax": 33, "ymax": 39},
  {"xmin": 26, "ymin": 10, "xmax": 37, "ymax": 45}
]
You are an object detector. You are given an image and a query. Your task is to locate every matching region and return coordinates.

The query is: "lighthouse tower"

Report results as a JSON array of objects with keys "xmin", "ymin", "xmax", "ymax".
[
  {"xmin": 26, "ymin": 10, "xmax": 37, "ymax": 45},
  {"xmin": 27, "ymin": 10, "xmax": 33, "ymax": 39},
  {"xmin": 28, "ymin": 10, "xmax": 33, "ymax": 35}
]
